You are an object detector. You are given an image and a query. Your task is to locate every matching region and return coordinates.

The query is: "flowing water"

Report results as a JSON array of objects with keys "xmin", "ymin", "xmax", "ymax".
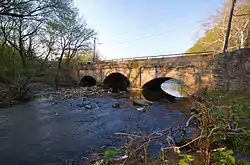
[{"xmin": 0, "ymin": 89, "xmax": 191, "ymax": 165}]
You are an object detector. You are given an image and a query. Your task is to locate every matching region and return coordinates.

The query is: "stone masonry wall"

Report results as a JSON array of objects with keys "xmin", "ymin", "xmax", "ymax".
[
  {"xmin": 213, "ymin": 48, "xmax": 250, "ymax": 92},
  {"xmin": 78, "ymin": 49, "xmax": 250, "ymax": 93}
]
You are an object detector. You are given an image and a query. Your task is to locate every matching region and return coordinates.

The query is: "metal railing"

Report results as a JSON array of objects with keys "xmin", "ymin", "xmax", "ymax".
[{"xmin": 102, "ymin": 51, "xmax": 215, "ymax": 63}]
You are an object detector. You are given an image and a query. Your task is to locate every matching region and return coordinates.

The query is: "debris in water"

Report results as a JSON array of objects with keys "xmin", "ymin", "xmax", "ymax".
[
  {"xmin": 136, "ymin": 107, "xmax": 146, "ymax": 112},
  {"xmin": 115, "ymin": 155, "xmax": 128, "ymax": 161},
  {"xmin": 85, "ymin": 104, "xmax": 92, "ymax": 110},
  {"xmin": 94, "ymin": 160, "xmax": 103, "ymax": 165},
  {"xmin": 133, "ymin": 99, "xmax": 151, "ymax": 106}
]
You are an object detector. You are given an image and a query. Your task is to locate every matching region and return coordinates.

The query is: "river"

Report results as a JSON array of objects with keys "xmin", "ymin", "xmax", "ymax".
[{"xmin": 0, "ymin": 89, "xmax": 191, "ymax": 165}]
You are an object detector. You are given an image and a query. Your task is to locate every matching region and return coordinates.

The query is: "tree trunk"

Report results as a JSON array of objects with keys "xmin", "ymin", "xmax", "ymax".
[
  {"xmin": 65, "ymin": 49, "xmax": 71, "ymax": 67},
  {"xmin": 55, "ymin": 49, "xmax": 65, "ymax": 88},
  {"xmin": 41, "ymin": 48, "xmax": 52, "ymax": 70},
  {"xmin": 66, "ymin": 56, "xmax": 70, "ymax": 67},
  {"xmin": 21, "ymin": 56, "xmax": 26, "ymax": 68},
  {"xmin": 18, "ymin": 19, "xmax": 26, "ymax": 68},
  {"xmin": 223, "ymin": 0, "xmax": 236, "ymax": 53}
]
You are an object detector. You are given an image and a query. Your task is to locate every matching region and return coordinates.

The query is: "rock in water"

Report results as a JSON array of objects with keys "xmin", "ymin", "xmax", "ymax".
[
  {"xmin": 136, "ymin": 107, "xmax": 146, "ymax": 112},
  {"xmin": 112, "ymin": 102, "xmax": 121, "ymax": 108},
  {"xmin": 133, "ymin": 99, "xmax": 150, "ymax": 106},
  {"xmin": 76, "ymin": 103, "xmax": 84, "ymax": 107},
  {"xmin": 84, "ymin": 104, "xmax": 92, "ymax": 110}
]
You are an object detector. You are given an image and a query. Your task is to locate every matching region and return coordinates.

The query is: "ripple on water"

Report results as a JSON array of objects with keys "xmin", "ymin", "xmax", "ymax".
[{"xmin": 0, "ymin": 95, "xmax": 191, "ymax": 165}]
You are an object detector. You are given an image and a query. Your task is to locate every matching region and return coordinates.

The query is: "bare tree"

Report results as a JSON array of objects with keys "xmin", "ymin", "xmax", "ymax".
[
  {"xmin": 0, "ymin": 0, "xmax": 66, "ymax": 18},
  {"xmin": 45, "ymin": 9, "xmax": 96, "ymax": 87}
]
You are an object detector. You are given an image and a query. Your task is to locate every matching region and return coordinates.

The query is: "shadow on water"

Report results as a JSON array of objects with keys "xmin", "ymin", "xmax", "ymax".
[
  {"xmin": 102, "ymin": 75, "xmax": 181, "ymax": 103},
  {"xmin": 128, "ymin": 89, "xmax": 176, "ymax": 102},
  {"xmin": 139, "ymin": 77, "xmax": 177, "ymax": 102},
  {"xmin": 142, "ymin": 89, "xmax": 176, "ymax": 102}
]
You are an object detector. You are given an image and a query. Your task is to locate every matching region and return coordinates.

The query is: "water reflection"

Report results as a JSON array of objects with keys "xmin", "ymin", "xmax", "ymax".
[
  {"xmin": 130, "ymin": 79, "xmax": 191, "ymax": 102},
  {"xmin": 142, "ymin": 89, "xmax": 176, "ymax": 102},
  {"xmin": 129, "ymin": 89, "xmax": 176, "ymax": 102},
  {"xmin": 161, "ymin": 79, "xmax": 190, "ymax": 98},
  {"xmin": 0, "ymin": 92, "xmax": 191, "ymax": 165}
]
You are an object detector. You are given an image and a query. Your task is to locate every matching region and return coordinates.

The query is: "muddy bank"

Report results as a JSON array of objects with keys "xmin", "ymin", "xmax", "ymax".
[
  {"xmin": 0, "ymin": 82, "xmax": 32, "ymax": 108},
  {"xmin": 0, "ymin": 83, "xmax": 104, "ymax": 108}
]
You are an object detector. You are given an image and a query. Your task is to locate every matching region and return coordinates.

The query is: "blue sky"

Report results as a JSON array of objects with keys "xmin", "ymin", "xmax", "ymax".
[{"xmin": 74, "ymin": 0, "xmax": 225, "ymax": 59}]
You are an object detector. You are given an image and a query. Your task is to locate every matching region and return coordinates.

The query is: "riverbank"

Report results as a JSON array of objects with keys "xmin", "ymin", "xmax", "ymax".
[
  {"xmin": 0, "ymin": 83, "xmax": 104, "ymax": 108},
  {"xmin": 89, "ymin": 90, "xmax": 250, "ymax": 165}
]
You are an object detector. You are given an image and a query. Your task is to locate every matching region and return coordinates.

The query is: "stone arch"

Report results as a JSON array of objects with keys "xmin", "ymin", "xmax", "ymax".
[
  {"xmin": 142, "ymin": 77, "xmax": 176, "ymax": 102},
  {"xmin": 79, "ymin": 76, "xmax": 97, "ymax": 87},
  {"xmin": 103, "ymin": 73, "xmax": 130, "ymax": 92},
  {"xmin": 142, "ymin": 77, "xmax": 173, "ymax": 90}
]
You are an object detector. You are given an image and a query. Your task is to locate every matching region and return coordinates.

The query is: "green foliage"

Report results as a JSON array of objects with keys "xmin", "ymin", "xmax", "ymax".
[
  {"xmin": 0, "ymin": 0, "xmax": 93, "ymax": 102},
  {"xmin": 228, "ymin": 134, "xmax": 250, "ymax": 156},
  {"xmin": 0, "ymin": 44, "xmax": 36, "ymax": 79},
  {"xmin": 101, "ymin": 148, "xmax": 119, "ymax": 165},
  {"xmin": 0, "ymin": 0, "xmax": 95, "ymax": 88},
  {"xmin": 202, "ymin": 89, "xmax": 250, "ymax": 127},
  {"xmin": 211, "ymin": 148, "xmax": 235, "ymax": 165},
  {"xmin": 187, "ymin": 0, "xmax": 250, "ymax": 53},
  {"xmin": 178, "ymin": 154, "xmax": 194, "ymax": 165},
  {"xmin": 89, "ymin": 90, "xmax": 250, "ymax": 165},
  {"xmin": 187, "ymin": 27, "xmax": 223, "ymax": 53},
  {"xmin": 236, "ymin": 159, "xmax": 250, "ymax": 165},
  {"xmin": 75, "ymin": 49, "xmax": 101, "ymax": 63},
  {"xmin": 198, "ymin": 90, "xmax": 250, "ymax": 165}
]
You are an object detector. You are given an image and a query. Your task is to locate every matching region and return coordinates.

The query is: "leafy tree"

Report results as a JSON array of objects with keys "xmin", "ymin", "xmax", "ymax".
[
  {"xmin": 73, "ymin": 49, "xmax": 102, "ymax": 63},
  {"xmin": 0, "ymin": 0, "xmax": 96, "ymax": 103},
  {"xmin": 45, "ymin": 6, "xmax": 95, "ymax": 87},
  {"xmin": 187, "ymin": 0, "xmax": 250, "ymax": 53}
]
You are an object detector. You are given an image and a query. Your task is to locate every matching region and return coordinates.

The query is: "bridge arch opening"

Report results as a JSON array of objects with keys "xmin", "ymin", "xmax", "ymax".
[
  {"xmin": 103, "ymin": 73, "xmax": 130, "ymax": 92},
  {"xmin": 79, "ymin": 76, "xmax": 97, "ymax": 87},
  {"xmin": 142, "ymin": 77, "xmax": 176, "ymax": 102}
]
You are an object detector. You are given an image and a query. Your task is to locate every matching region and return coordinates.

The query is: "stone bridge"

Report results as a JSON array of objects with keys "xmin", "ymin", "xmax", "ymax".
[{"xmin": 75, "ymin": 49, "xmax": 250, "ymax": 93}]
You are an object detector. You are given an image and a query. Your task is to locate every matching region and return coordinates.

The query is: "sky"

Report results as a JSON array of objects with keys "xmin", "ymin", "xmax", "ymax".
[{"xmin": 74, "ymin": 0, "xmax": 225, "ymax": 60}]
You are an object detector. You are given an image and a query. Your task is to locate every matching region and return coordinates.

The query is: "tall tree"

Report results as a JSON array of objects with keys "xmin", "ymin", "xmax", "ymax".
[
  {"xmin": 46, "ymin": 7, "xmax": 95, "ymax": 87},
  {"xmin": 0, "ymin": 0, "xmax": 96, "ymax": 104},
  {"xmin": 187, "ymin": 0, "xmax": 250, "ymax": 53},
  {"xmin": 0, "ymin": 0, "xmax": 75, "ymax": 68},
  {"xmin": 0, "ymin": 0, "xmax": 65, "ymax": 18}
]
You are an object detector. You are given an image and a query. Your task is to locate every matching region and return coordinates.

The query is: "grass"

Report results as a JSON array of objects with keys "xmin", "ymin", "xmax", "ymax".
[{"xmin": 201, "ymin": 90, "xmax": 250, "ymax": 164}]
